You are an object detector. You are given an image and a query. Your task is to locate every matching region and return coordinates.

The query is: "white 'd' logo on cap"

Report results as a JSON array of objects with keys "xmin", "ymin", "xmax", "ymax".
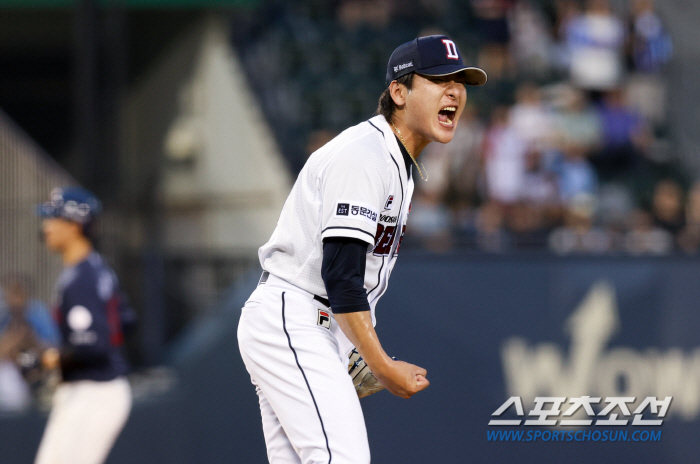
[{"xmin": 442, "ymin": 39, "xmax": 459, "ymax": 60}]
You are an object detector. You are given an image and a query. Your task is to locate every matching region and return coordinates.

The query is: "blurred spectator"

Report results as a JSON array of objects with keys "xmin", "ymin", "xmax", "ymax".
[
  {"xmin": 549, "ymin": 0, "xmax": 582, "ymax": 74},
  {"xmin": 443, "ymin": 104, "xmax": 486, "ymax": 215},
  {"xmin": 0, "ymin": 274, "xmax": 58, "ymax": 412},
  {"xmin": 509, "ymin": 82, "xmax": 554, "ymax": 151},
  {"xmin": 623, "ymin": 208, "xmax": 673, "ymax": 254},
  {"xmin": 519, "ymin": 149, "xmax": 560, "ymax": 216},
  {"xmin": 507, "ymin": 200, "xmax": 554, "ymax": 248},
  {"xmin": 482, "ymin": 105, "xmax": 529, "ymax": 205},
  {"xmin": 337, "ymin": 0, "xmax": 393, "ymax": 30},
  {"xmin": 548, "ymin": 86, "xmax": 600, "ymax": 203},
  {"xmin": 407, "ymin": 189, "xmax": 454, "ymax": 252},
  {"xmin": 550, "ymin": 148, "xmax": 598, "ymax": 205},
  {"xmin": 475, "ymin": 201, "xmax": 511, "ymax": 252},
  {"xmin": 509, "ymin": 1, "xmax": 553, "ymax": 79},
  {"xmin": 472, "ymin": 0, "xmax": 515, "ymax": 80},
  {"xmin": 677, "ymin": 181, "xmax": 700, "ymax": 253},
  {"xmin": 415, "ymin": 136, "xmax": 452, "ymax": 201},
  {"xmin": 651, "ymin": 179, "xmax": 685, "ymax": 237},
  {"xmin": 627, "ymin": 0, "xmax": 672, "ymax": 74},
  {"xmin": 624, "ymin": 0, "xmax": 672, "ymax": 125},
  {"xmin": 590, "ymin": 88, "xmax": 651, "ymax": 182},
  {"xmin": 409, "ymin": 140, "xmax": 455, "ymax": 249},
  {"xmin": 597, "ymin": 182, "xmax": 635, "ymax": 231},
  {"xmin": 549, "ymin": 194, "xmax": 612, "ymax": 254},
  {"xmin": 550, "ymin": 85, "xmax": 601, "ymax": 155},
  {"xmin": 508, "ymin": 147, "xmax": 560, "ymax": 249},
  {"xmin": 564, "ymin": 0, "xmax": 625, "ymax": 91}
]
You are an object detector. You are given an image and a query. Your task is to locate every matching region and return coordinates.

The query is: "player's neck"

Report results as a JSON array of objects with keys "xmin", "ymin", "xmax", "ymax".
[
  {"xmin": 62, "ymin": 237, "xmax": 93, "ymax": 266},
  {"xmin": 390, "ymin": 116, "xmax": 429, "ymax": 158}
]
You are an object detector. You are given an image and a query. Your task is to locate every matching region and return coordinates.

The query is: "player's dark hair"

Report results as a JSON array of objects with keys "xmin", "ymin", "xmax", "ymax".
[{"xmin": 376, "ymin": 73, "xmax": 414, "ymax": 123}]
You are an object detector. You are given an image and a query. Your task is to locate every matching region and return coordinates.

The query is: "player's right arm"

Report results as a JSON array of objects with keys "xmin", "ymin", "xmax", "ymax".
[
  {"xmin": 333, "ymin": 310, "xmax": 429, "ymax": 399},
  {"xmin": 321, "ymin": 238, "xmax": 429, "ymax": 399},
  {"xmin": 318, "ymin": 138, "xmax": 428, "ymax": 398}
]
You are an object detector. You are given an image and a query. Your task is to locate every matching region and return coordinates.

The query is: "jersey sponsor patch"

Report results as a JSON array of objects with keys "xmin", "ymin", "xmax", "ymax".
[
  {"xmin": 336, "ymin": 203, "xmax": 350, "ymax": 216},
  {"xmin": 317, "ymin": 309, "xmax": 331, "ymax": 329},
  {"xmin": 333, "ymin": 201, "xmax": 379, "ymax": 227},
  {"xmin": 380, "ymin": 214, "xmax": 398, "ymax": 224}
]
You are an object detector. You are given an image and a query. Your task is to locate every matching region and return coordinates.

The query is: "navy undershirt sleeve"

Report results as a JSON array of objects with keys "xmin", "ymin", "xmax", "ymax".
[{"xmin": 321, "ymin": 237, "xmax": 371, "ymax": 314}]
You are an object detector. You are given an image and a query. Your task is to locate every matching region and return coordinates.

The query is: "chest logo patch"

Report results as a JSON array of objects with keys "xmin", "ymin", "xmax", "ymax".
[{"xmin": 67, "ymin": 305, "xmax": 93, "ymax": 332}]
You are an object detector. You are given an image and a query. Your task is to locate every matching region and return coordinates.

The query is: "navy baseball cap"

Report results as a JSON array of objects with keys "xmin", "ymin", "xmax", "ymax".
[
  {"xmin": 37, "ymin": 187, "xmax": 102, "ymax": 225},
  {"xmin": 386, "ymin": 35, "xmax": 487, "ymax": 86}
]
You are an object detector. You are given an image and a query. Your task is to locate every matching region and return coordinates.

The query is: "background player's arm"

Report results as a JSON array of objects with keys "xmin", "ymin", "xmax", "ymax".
[{"xmin": 333, "ymin": 311, "xmax": 429, "ymax": 399}]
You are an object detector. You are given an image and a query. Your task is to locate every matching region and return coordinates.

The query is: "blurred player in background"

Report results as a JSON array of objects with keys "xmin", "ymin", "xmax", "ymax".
[
  {"xmin": 238, "ymin": 35, "xmax": 486, "ymax": 463},
  {"xmin": 35, "ymin": 187, "xmax": 134, "ymax": 464}
]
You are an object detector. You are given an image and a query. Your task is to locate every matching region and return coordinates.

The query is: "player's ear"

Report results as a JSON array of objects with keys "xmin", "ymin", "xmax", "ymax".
[{"xmin": 389, "ymin": 80, "xmax": 407, "ymax": 107}]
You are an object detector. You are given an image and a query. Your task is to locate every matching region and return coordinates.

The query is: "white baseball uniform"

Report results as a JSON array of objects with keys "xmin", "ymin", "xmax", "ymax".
[
  {"xmin": 238, "ymin": 114, "xmax": 414, "ymax": 463},
  {"xmin": 34, "ymin": 377, "xmax": 131, "ymax": 464}
]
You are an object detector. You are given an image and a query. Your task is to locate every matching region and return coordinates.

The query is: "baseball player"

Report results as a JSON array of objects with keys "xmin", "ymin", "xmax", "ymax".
[
  {"xmin": 34, "ymin": 187, "xmax": 133, "ymax": 464},
  {"xmin": 238, "ymin": 35, "xmax": 486, "ymax": 463}
]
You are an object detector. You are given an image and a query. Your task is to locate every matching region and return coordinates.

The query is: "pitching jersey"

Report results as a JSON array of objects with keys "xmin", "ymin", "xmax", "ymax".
[
  {"xmin": 54, "ymin": 252, "xmax": 130, "ymax": 382},
  {"xmin": 259, "ymin": 115, "xmax": 414, "ymax": 320}
]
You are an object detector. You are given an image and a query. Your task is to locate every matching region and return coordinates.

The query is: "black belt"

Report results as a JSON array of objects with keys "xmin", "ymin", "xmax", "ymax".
[{"xmin": 259, "ymin": 271, "xmax": 330, "ymax": 307}]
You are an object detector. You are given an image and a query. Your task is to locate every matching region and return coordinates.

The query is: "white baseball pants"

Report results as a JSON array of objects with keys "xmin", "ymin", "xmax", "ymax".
[
  {"xmin": 238, "ymin": 273, "xmax": 370, "ymax": 464},
  {"xmin": 34, "ymin": 376, "xmax": 131, "ymax": 464}
]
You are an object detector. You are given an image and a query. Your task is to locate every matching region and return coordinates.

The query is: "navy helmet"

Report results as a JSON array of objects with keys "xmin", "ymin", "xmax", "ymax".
[
  {"xmin": 386, "ymin": 35, "xmax": 487, "ymax": 86},
  {"xmin": 37, "ymin": 187, "xmax": 102, "ymax": 225}
]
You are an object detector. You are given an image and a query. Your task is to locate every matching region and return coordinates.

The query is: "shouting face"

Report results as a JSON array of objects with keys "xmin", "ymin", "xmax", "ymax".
[{"xmin": 394, "ymin": 73, "xmax": 468, "ymax": 151}]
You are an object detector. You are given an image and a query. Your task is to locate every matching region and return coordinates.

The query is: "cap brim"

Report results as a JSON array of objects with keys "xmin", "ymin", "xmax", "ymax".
[{"xmin": 418, "ymin": 65, "xmax": 487, "ymax": 86}]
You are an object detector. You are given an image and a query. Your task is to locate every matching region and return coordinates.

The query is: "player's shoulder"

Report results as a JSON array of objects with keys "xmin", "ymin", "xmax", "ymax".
[
  {"xmin": 64, "ymin": 253, "xmax": 112, "ymax": 291},
  {"xmin": 314, "ymin": 116, "xmax": 394, "ymax": 170},
  {"xmin": 85, "ymin": 253, "xmax": 119, "ymax": 300},
  {"xmin": 336, "ymin": 115, "xmax": 391, "ymax": 153}
]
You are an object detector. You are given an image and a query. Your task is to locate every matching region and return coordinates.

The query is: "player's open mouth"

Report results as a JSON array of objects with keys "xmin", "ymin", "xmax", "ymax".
[{"xmin": 438, "ymin": 106, "xmax": 456, "ymax": 127}]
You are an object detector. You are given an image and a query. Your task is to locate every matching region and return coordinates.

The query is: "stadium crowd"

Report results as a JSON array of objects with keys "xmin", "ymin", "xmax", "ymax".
[{"xmin": 233, "ymin": 0, "xmax": 694, "ymax": 254}]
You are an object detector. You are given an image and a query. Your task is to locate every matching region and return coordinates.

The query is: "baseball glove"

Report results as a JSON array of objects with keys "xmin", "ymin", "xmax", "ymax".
[{"xmin": 348, "ymin": 348, "xmax": 391, "ymax": 398}]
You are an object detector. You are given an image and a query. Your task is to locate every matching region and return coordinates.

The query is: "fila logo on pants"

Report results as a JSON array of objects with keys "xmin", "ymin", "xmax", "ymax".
[{"xmin": 317, "ymin": 309, "xmax": 331, "ymax": 329}]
